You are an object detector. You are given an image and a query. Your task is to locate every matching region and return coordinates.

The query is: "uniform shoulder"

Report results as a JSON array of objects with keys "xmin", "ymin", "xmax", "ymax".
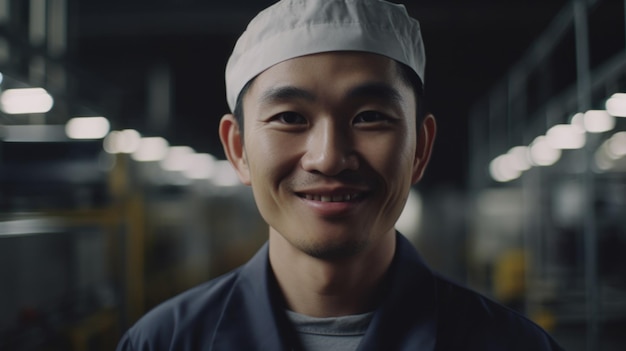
[
  {"xmin": 433, "ymin": 274, "xmax": 565, "ymax": 351},
  {"xmin": 116, "ymin": 269, "xmax": 241, "ymax": 351}
]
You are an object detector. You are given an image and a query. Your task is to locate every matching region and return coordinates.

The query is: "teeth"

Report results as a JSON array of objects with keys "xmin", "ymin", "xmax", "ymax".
[{"xmin": 303, "ymin": 193, "xmax": 359, "ymax": 202}]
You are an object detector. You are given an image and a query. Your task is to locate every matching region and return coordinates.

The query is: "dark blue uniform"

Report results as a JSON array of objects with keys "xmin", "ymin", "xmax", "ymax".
[{"xmin": 117, "ymin": 234, "xmax": 565, "ymax": 350}]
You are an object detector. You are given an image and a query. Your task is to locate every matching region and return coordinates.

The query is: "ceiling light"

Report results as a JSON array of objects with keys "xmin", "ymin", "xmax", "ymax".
[
  {"xmin": 595, "ymin": 146, "xmax": 614, "ymax": 171},
  {"xmin": 131, "ymin": 137, "xmax": 169, "ymax": 162},
  {"xmin": 104, "ymin": 129, "xmax": 142, "ymax": 154},
  {"xmin": 606, "ymin": 93, "xmax": 626, "ymax": 117},
  {"xmin": 583, "ymin": 110, "xmax": 615, "ymax": 133},
  {"xmin": 212, "ymin": 160, "xmax": 241, "ymax": 186},
  {"xmin": 117, "ymin": 129, "xmax": 141, "ymax": 153},
  {"xmin": 183, "ymin": 153, "xmax": 216, "ymax": 179},
  {"xmin": 529, "ymin": 136, "xmax": 561, "ymax": 166},
  {"xmin": 570, "ymin": 112, "xmax": 585, "ymax": 129},
  {"xmin": 160, "ymin": 146, "xmax": 195, "ymax": 171},
  {"xmin": 546, "ymin": 124, "xmax": 585, "ymax": 149},
  {"xmin": 65, "ymin": 116, "xmax": 110, "ymax": 139},
  {"xmin": 489, "ymin": 154, "xmax": 521, "ymax": 182},
  {"xmin": 607, "ymin": 131, "xmax": 626, "ymax": 158},
  {"xmin": 0, "ymin": 87, "xmax": 54, "ymax": 114},
  {"xmin": 506, "ymin": 146, "xmax": 531, "ymax": 171}
]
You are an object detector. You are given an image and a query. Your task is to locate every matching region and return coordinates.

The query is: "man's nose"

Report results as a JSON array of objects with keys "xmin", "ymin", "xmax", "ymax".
[{"xmin": 300, "ymin": 120, "xmax": 359, "ymax": 175}]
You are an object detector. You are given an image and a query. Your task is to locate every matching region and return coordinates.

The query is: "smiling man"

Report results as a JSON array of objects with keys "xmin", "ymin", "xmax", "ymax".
[
  {"xmin": 222, "ymin": 51, "xmax": 430, "ymax": 320},
  {"xmin": 116, "ymin": 1, "xmax": 564, "ymax": 350}
]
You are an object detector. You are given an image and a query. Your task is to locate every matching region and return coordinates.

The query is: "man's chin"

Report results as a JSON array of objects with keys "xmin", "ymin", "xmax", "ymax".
[{"xmin": 298, "ymin": 239, "xmax": 368, "ymax": 261}]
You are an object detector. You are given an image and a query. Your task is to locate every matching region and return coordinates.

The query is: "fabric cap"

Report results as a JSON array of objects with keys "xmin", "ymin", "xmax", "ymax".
[{"xmin": 225, "ymin": 0, "xmax": 425, "ymax": 112}]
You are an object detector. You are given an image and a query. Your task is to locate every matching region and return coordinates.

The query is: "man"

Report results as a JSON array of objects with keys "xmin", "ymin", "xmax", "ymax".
[{"xmin": 117, "ymin": 1, "xmax": 564, "ymax": 350}]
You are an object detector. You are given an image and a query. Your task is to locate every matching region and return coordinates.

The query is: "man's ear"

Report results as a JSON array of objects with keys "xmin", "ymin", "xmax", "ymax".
[
  {"xmin": 219, "ymin": 114, "xmax": 251, "ymax": 185},
  {"xmin": 412, "ymin": 113, "xmax": 437, "ymax": 184}
]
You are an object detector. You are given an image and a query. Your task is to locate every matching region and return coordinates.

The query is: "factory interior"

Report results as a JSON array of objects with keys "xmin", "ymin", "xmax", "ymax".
[{"xmin": 1, "ymin": 0, "xmax": 625, "ymax": 350}]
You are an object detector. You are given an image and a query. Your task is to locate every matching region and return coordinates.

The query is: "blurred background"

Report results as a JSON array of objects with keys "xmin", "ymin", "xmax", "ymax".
[{"xmin": 0, "ymin": 0, "xmax": 625, "ymax": 350}]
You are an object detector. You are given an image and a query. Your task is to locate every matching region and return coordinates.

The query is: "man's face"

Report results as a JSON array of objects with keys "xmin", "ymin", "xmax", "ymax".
[{"xmin": 221, "ymin": 52, "xmax": 435, "ymax": 260}]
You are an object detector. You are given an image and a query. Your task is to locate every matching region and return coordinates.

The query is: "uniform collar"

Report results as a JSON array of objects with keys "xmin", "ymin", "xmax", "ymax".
[
  {"xmin": 211, "ymin": 243, "xmax": 295, "ymax": 350},
  {"xmin": 211, "ymin": 233, "xmax": 437, "ymax": 351},
  {"xmin": 357, "ymin": 233, "xmax": 437, "ymax": 351}
]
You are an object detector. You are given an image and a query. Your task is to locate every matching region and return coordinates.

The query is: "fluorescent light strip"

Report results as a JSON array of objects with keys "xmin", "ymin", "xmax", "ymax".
[
  {"xmin": 1, "ymin": 124, "xmax": 68, "ymax": 142},
  {"xmin": 0, "ymin": 88, "xmax": 54, "ymax": 114},
  {"xmin": 65, "ymin": 116, "xmax": 110, "ymax": 139}
]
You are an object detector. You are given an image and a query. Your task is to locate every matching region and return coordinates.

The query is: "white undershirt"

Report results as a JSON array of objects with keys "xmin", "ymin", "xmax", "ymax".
[{"xmin": 285, "ymin": 310, "xmax": 374, "ymax": 351}]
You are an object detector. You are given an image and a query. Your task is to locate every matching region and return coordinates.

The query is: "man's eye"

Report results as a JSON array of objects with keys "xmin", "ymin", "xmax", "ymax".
[
  {"xmin": 353, "ymin": 111, "xmax": 390, "ymax": 124},
  {"xmin": 273, "ymin": 112, "xmax": 307, "ymax": 124}
]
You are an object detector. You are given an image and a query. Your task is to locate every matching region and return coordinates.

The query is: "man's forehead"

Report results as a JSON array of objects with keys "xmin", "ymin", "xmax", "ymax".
[{"xmin": 242, "ymin": 53, "xmax": 415, "ymax": 112}]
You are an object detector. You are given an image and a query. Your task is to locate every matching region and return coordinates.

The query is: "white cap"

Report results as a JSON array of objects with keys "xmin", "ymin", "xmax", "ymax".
[{"xmin": 225, "ymin": 0, "xmax": 425, "ymax": 112}]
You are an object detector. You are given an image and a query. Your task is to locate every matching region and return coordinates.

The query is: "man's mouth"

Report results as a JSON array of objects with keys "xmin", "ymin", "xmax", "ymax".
[{"xmin": 298, "ymin": 193, "xmax": 364, "ymax": 202}]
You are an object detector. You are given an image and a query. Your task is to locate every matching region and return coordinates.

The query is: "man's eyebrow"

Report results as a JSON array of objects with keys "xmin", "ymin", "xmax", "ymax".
[
  {"xmin": 345, "ymin": 82, "xmax": 405, "ymax": 104},
  {"xmin": 258, "ymin": 86, "xmax": 316, "ymax": 105}
]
